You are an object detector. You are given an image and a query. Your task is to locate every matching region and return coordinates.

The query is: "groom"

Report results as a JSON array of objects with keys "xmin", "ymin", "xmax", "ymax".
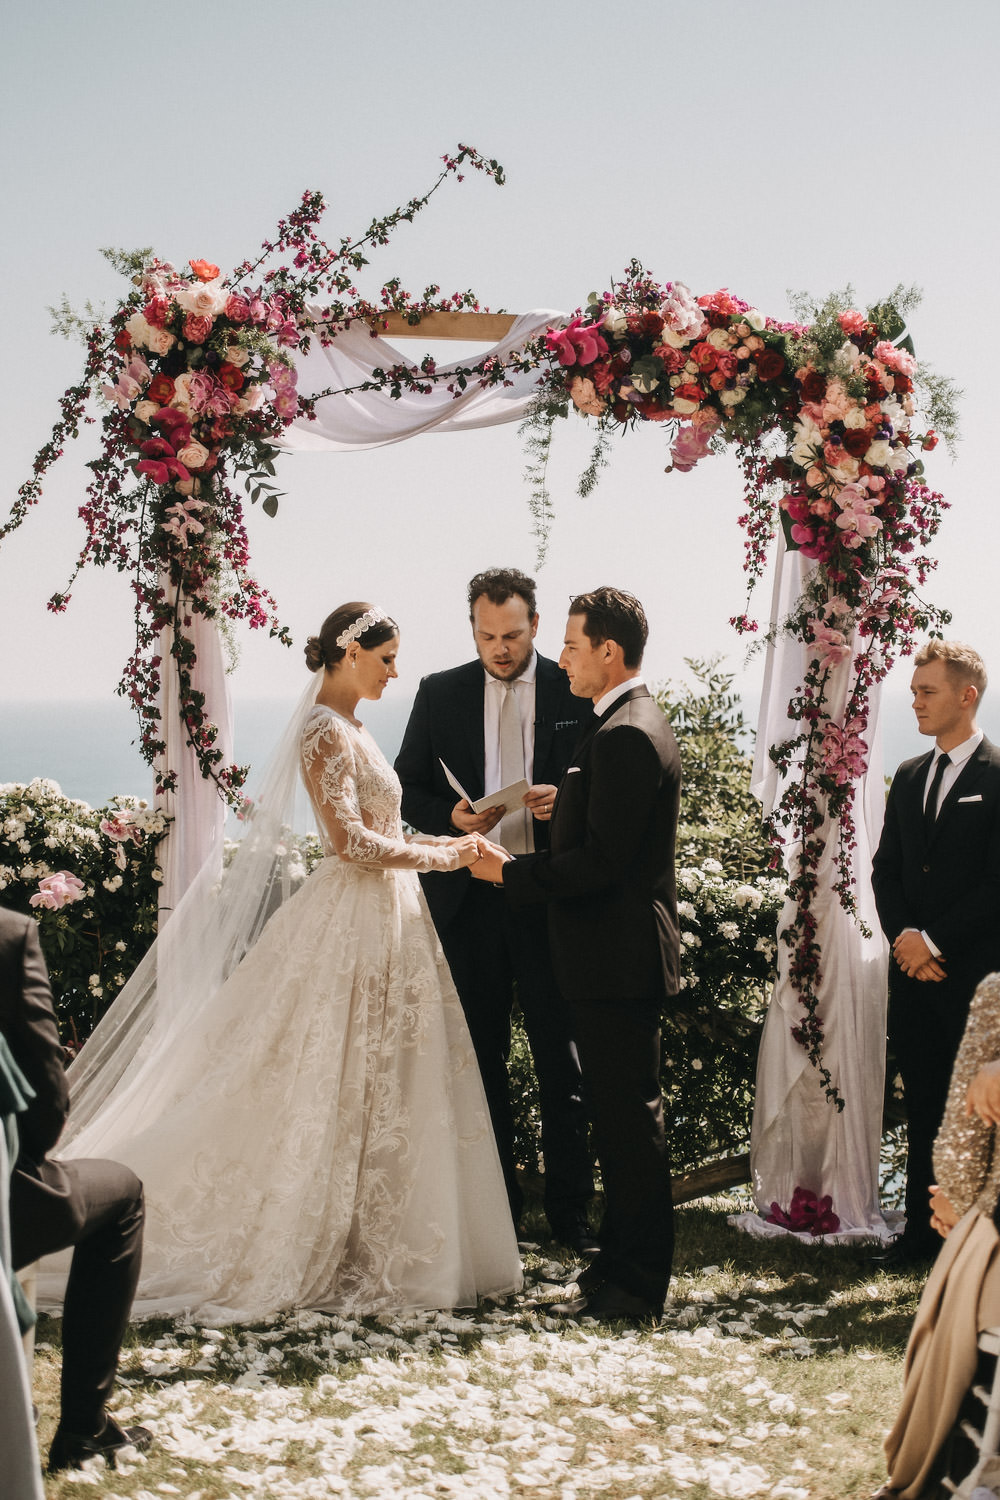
[{"xmin": 473, "ymin": 587, "xmax": 681, "ymax": 1324}]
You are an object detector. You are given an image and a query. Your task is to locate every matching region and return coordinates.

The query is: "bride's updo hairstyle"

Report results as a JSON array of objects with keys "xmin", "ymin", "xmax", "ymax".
[{"xmin": 304, "ymin": 602, "xmax": 398, "ymax": 673}]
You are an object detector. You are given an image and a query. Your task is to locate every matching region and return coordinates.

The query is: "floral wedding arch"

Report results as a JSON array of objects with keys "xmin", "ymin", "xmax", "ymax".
[{"xmin": 3, "ymin": 147, "xmax": 958, "ymax": 1235}]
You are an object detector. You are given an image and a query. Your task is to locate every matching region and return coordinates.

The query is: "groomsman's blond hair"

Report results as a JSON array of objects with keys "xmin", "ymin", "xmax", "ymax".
[{"xmin": 915, "ymin": 639, "xmax": 987, "ymax": 698}]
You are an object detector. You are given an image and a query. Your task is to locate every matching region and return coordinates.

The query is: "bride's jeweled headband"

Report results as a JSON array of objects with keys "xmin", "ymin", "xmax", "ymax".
[{"xmin": 335, "ymin": 606, "xmax": 389, "ymax": 649}]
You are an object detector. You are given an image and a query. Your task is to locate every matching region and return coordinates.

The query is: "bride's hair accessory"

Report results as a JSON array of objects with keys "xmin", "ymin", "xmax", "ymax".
[{"xmin": 336, "ymin": 607, "xmax": 388, "ymax": 649}]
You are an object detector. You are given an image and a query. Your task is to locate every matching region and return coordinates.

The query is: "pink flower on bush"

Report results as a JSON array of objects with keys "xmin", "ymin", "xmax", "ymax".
[
  {"xmin": 809, "ymin": 620, "xmax": 851, "ymax": 669},
  {"xmin": 29, "ymin": 870, "xmax": 85, "ymax": 910},
  {"xmin": 820, "ymin": 717, "xmax": 869, "ymax": 785},
  {"xmin": 669, "ymin": 423, "xmax": 715, "ymax": 473}
]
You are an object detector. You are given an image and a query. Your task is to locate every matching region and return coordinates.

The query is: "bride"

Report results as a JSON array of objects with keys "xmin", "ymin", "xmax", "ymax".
[{"xmin": 45, "ymin": 602, "xmax": 522, "ymax": 1323}]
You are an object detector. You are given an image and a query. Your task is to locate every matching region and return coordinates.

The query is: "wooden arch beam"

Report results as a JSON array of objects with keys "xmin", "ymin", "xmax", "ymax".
[{"xmin": 370, "ymin": 311, "xmax": 518, "ymax": 341}]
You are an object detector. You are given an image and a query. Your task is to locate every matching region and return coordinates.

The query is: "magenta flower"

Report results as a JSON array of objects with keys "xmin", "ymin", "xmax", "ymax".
[
  {"xmin": 766, "ymin": 1186, "xmax": 840, "ymax": 1236},
  {"xmin": 545, "ymin": 316, "xmax": 609, "ymax": 369},
  {"xmin": 29, "ymin": 870, "xmax": 86, "ymax": 910}
]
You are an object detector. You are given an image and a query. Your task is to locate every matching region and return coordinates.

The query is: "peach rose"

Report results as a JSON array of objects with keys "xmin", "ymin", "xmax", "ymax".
[
  {"xmin": 134, "ymin": 400, "xmax": 158, "ymax": 424},
  {"xmin": 175, "ymin": 278, "xmax": 228, "ymax": 318},
  {"xmin": 176, "ymin": 440, "xmax": 211, "ymax": 470}
]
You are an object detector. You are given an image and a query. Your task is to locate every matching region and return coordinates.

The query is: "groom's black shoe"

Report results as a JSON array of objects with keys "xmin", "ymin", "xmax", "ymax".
[
  {"xmin": 48, "ymin": 1417, "xmax": 154, "ymax": 1472},
  {"xmin": 550, "ymin": 1281, "xmax": 661, "ymax": 1327}
]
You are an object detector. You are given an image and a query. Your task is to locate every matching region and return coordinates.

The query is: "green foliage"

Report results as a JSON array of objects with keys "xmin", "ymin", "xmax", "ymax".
[
  {"xmin": 0, "ymin": 780, "xmax": 169, "ymax": 1046},
  {"xmin": 655, "ymin": 656, "xmax": 770, "ymax": 880}
]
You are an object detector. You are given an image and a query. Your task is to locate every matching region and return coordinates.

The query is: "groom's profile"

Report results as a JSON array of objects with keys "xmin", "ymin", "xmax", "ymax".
[{"xmin": 472, "ymin": 586, "xmax": 681, "ymax": 1324}]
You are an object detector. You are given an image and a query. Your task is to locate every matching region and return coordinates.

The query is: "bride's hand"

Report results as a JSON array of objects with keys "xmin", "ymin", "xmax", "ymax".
[{"xmin": 450, "ymin": 834, "xmax": 486, "ymax": 869}]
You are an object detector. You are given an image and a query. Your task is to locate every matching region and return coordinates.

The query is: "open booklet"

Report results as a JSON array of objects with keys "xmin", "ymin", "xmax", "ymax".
[{"xmin": 439, "ymin": 759, "xmax": 529, "ymax": 817}]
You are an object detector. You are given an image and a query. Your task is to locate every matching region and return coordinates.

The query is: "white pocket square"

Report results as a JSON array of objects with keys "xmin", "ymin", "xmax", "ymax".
[
  {"xmin": 959, "ymin": 794, "xmax": 983, "ymax": 802},
  {"xmin": 565, "ymin": 766, "xmax": 582, "ymax": 775}
]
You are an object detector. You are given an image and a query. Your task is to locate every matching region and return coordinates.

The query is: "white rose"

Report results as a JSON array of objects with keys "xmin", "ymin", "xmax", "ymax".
[
  {"xmin": 125, "ymin": 312, "xmax": 153, "ymax": 349},
  {"xmin": 602, "ymin": 306, "xmax": 628, "ymax": 336},
  {"xmin": 744, "ymin": 309, "xmax": 766, "ymax": 332},
  {"xmin": 224, "ymin": 344, "xmax": 252, "ymax": 368},
  {"xmin": 706, "ymin": 327, "xmax": 734, "ymax": 349},
  {"xmin": 864, "ymin": 440, "xmax": 892, "ymax": 467},
  {"xmin": 658, "ymin": 327, "xmax": 687, "ymax": 349},
  {"xmin": 176, "ymin": 440, "xmax": 211, "ymax": 470},
  {"xmin": 175, "ymin": 278, "xmax": 228, "ymax": 317},
  {"xmin": 719, "ymin": 386, "xmax": 746, "ymax": 407},
  {"xmin": 171, "ymin": 373, "xmax": 194, "ymax": 412},
  {"xmin": 843, "ymin": 407, "xmax": 868, "ymax": 429}
]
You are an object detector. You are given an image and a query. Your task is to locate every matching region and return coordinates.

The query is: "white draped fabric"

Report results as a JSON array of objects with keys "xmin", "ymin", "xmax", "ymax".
[
  {"xmin": 155, "ymin": 314, "xmax": 559, "ymax": 903},
  {"xmin": 154, "ymin": 590, "xmax": 233, "ymax": 924},
  {"xmin": 280, "ymin": 311, "xmax": 561, "ymax": 452},
  {"xmin": 731, "ymin": 538, "xmax": 896, "ymax": 1242}
]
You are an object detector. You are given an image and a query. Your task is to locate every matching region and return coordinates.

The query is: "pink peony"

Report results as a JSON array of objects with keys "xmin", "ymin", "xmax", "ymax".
[
  {"xmin": 29, "ymin": 870, "xmax": 85, "ymax": 910},
  {"xmin": 183, "ymin": 313, "xmax": 213, "ymax": 344},
  {"xmin": 873, "ymin": 340, "xmax": 917, "ymax": 376},
  {"xmin": 568, "ymin": 375, "xmax": 607, "ymax": 417},
  {"xmin": 837, "ymin": 309, "xmax": 867, "ymax": 336}
]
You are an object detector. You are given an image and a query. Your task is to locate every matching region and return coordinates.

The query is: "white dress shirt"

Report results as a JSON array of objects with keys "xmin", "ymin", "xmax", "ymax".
[{"xmin": 594, "ymin": 675, "xmax": 645, "ymax": 719}]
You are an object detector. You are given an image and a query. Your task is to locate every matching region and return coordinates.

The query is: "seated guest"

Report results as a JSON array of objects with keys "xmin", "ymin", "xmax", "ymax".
[
  {"xmin": 880, "ymin": 970, "xmax": 1000, "ymax": 1498},
  {"xmin": 0, "ymin": 904, "xmax": 150, "ymax": 1472}
]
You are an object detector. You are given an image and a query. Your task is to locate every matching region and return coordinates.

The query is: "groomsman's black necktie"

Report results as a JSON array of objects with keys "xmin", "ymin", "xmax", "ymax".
[{"xmin": 923, "ymin": 752, "xmax": 951, "ymax": 838}]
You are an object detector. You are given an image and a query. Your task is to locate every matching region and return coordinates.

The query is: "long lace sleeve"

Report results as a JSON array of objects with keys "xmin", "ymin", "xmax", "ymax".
[
  {"xmin": 932, "ymin": 972, "xmax": 1000, "ymax": 1215},
  {"xmin": 301, "ymin": 710, "xmax": 459, "ymax": 874}
]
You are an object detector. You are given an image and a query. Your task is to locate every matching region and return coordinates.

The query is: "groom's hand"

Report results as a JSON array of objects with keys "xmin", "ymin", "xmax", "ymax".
[
  {"xmin": 469, "ymin": 844, "xmax": 510, "ymax": 884},
  {"xmin": 451, "ymin": 798, "xmax": 504, "ymax": 836}
]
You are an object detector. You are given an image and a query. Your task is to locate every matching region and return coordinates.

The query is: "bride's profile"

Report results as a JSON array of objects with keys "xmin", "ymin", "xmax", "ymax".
[{"xmin": 43, "ymin": 602, "xmax": 522, "ymax": 1323}]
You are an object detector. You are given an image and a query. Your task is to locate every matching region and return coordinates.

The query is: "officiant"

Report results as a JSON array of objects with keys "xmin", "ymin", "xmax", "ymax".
[{"xmin": 395, "ymin": 567, "xmax": 595, "ymax": 1250}]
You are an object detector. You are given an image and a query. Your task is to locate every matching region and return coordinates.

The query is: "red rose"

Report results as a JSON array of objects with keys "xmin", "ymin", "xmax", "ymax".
[
  {"xmin": 893, "ymin": 373, "xmax": 913, "ymax": 394},
  {"xmin": 148, "ymin": 373, "xmax": 176, "ymax": 405},
  {"xmin": 673, "ymin": 382, "xmax": 705, "ymax": 406},
  {"xmin": 921, "ymin": 430, "xmax": 939, "ymax": 451},
  {"xmin": 189, "ymin": 259, "xmax": 221, "ymax": 282},
  {"xmin": 612, "ymin": 399, "xmax": 630, "ymax": 424},
  {"xmin": 143, "ymin": 296, "xmax": 169, "ymax": 329},
  {"xmin": 691, "ymin": 342, "xmax": 718, "ymax": 372},
  {"xmin": 113, "ymin": 328, "xmax": 132, "ymax": 353},
  {"xmin": 754, "ymin": 348, "xmax": 786, "ymax": 382},
  {"xmin": 217, "ymin": 363, "xmax": 245, "ymax": 393},
  {"xmin": 842, "ymin": 428, "xmax": 871, "ymax": 458},
  {"xmin": 640, "ymin": 311, "xmax": 664, "ymax": 338},
  {"xmin": 798, "ymin": 370, "xmax": 826, "ymax": 403}
]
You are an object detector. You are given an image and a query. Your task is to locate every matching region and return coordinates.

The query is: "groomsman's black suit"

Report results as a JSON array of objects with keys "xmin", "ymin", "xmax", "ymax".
[
  {"xmin": 0, "ymin": 907, "xmax": 144, "ymax": 1446},
  {"xmin": 872, "ymin": 736, "xmax": 1000, "ymax": 1239},
  {"xmin": 395, "ymin": 653, "xmax": 594, "ymax": 1236},
  {"xmin": 503, "ymin": 685, "xmax": 681, "ymax": 1311}
]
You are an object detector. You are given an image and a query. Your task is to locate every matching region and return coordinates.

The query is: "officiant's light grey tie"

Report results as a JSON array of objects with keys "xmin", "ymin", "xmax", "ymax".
[{"xmin": 499, "ymin": 681, "xmax": 529, "ymax": 855}]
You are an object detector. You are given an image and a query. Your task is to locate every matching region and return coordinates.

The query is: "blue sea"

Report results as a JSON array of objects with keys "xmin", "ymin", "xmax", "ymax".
[{"xmin": 1, "ymin": 686, "xmax": 984, "ymax": 811}]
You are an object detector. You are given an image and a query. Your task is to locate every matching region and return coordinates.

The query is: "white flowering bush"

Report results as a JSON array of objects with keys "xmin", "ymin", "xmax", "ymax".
[
  {"xmin": 0, "ymin": 780, "xmax": 169, "ymax": 1046},
  {"xmin": 664, "ymin": 861, "xmax": 785, "ymax": 1171}
]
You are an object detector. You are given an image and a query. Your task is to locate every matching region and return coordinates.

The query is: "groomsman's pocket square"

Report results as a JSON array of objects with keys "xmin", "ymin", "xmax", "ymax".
[
  {"xmin": 565, "ymin": 766, "xmax": 582, "ymax": 775},
  {"xmin": 959, "ymin": 794, "xmax": 983, "ymax": 802}
]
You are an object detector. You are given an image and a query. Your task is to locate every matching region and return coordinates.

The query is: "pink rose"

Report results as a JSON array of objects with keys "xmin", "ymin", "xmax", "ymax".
[
  {"xmin": 568, "ymin": 375, "xmax": 607, "ymax": 416},
  {"xmin": 183, "ymin": 314, "xmax": 213, "ymax": 344},
  {"xmin": 225, "ymin": 294, "xmax": 251, "ymax": 323},
  {"xmin": 29, "ymin": 870, "xmax": 85, "ymax": 910},
  {"xmin": 175, "ymin": 278, "xmax": 227, "ymax": 318},
  {"xmin": 146, "ymin": 326, "xmax": 177, "ymax": 357},
  {"xmin": 176, "ymin": 440, "xmax": 211, "ymax": 470}
]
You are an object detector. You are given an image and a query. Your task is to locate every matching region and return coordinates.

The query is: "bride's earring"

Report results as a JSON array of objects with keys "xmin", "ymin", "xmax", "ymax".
[{"xmin": 350, "ymin": 656, "xmax": 356, "ymax": 670}]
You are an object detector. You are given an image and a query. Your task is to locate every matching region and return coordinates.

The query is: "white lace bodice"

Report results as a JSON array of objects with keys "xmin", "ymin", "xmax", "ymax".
[{"xmin": 300, "ymin": 706, "xmax": 459, "ymax": 873}]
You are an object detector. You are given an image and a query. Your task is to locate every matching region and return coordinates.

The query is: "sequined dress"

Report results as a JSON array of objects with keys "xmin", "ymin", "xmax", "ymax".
[
  {"xmin": 884, "ymin": 971, "xmax": 1000, "ymax": 1497},
  {"xmin": 52, "ymin": 706, "xmax": 521, "ymax": 1324}
]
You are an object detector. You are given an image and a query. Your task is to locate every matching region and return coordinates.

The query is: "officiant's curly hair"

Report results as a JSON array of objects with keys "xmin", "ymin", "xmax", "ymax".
[
  {"xmin": 570, "ymin": 587, "xmax": 648, "ymax": 670},
  {"xmin": 304, "ymin": 602, "xmax": 398, "ymax": 671},
  {"xmin": 467, "ymin": 568, "xmax": 536, "ymax": 618}
]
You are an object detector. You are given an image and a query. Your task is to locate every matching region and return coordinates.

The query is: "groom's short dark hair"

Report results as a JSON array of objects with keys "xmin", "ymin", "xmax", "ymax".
[
  {"xmin": 468, "ymin": 568, "xmax": 537, "ymax": 619},
  {"xmin": 570, "ymin": 587, "xmax": 648, "ymax": 670}
]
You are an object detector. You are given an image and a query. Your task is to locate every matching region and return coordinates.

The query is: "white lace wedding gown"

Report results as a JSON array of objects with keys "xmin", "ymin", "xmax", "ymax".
[{"xmin": 50, "ymin": 706, "xmax": 521, "ymax": 1323}]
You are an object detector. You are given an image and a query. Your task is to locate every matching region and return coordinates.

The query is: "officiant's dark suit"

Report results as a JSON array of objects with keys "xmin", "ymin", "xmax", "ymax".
[
  {"xmin": 483, "ymin": 588, "xmax": 681, "ymax": 1321},
  {"xmin": 872, "ymin": 642, "xmax": 1000, "ymax": 1257},
  {"xmin": 395, "ymin": 569, "xmax": 594, "ymax": 1245},
  {"xmin": 0, "ymin": 905, "xmax": 145, "ymax": 1461}
]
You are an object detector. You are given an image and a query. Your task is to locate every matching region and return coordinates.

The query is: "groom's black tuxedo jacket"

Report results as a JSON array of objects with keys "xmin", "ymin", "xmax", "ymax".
[
  {"xmin": 872, "ymin": 735, "xmax": 1000, "ymax": 1008},
  {"xmin": 503, "ymin": 686, "xmax": 681, "ymax": 1004},
  {"xmin": 395, "ymin": 653, "xmax": 590, "ymax": 930}
]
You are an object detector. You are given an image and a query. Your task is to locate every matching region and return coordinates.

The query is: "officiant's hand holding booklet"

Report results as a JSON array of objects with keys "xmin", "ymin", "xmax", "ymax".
[{"xmin": 439, "ymin": 759, "xmax": 530, "ymax": 817}]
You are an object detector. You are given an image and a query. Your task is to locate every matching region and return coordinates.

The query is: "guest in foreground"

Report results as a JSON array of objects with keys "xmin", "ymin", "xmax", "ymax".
[
  {"xmin": 41, "ymin": 603, "xmax": 521, "ymax": 1324},
  {"xmin": 872, "ymin": 640, "xmax": 1000, "ymax": 1267},
  {"xmin": 880, "ymin": 971, "xmax": 1000, "ymax": 1498},
  {"xmin": 0, "ymin": 904, "xmax": 149, "ymax": 1473},
  {"xmin": 472, "ymin": 587, "xmax": 681, "ymax": 1325},
  {"xmin": 395, "ymin": 567, "xmax": 594, "ymax": 1248}
]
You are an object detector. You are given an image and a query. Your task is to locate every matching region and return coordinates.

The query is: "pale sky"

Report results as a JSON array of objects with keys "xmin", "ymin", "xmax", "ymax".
[{"xmin": 2, "ymin": 0, "xmax": 997, "ymax": 760}]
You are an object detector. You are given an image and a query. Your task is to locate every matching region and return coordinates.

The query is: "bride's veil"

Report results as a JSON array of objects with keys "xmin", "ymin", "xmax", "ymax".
[{"xmin": 63, "ymin": 674, "xmax": 323, "ymax": 1148}]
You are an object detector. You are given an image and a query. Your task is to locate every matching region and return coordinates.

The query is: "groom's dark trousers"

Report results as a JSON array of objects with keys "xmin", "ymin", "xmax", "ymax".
[
  {"xmin": 396, "ymin": 653, "xmax": 594, "ymax": 1235},
  {"xmin": 503, "ymin": 687, "xmax": 681, "ymax": 1310},
  {"xmin": 872, "ymin": 736, "xmax": 1000, "ymax": 1241},
  {"xmin": 1, "ymin": 906, "xmax": 144, "ymax": 1437}
]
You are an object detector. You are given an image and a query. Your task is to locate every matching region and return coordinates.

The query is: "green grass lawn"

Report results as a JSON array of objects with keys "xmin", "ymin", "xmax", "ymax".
[{"xmin": 31, "ymin": 1196, "xmax": 927, "ymax": 1499}]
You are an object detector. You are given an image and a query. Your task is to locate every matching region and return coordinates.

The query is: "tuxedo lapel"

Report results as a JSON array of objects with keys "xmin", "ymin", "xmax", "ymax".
[
  {"xmin": 453, "ymin": 666, "xmax": 486, "ymax": 798},
  {"xmin": 532, "ymin": 658, "xmax": 560, "ymax": 773},
  {"xmin": 933, "ymin": 740, "xmax": 991, "ymax": 834}
]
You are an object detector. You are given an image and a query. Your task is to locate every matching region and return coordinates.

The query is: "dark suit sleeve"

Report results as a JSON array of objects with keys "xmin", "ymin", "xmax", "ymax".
[
  {"xmin": 395, "ymin": 677, "xmax": 457, "ymax": 837},
  {"xmin": 506, "ymin": 724, "xmax": 663, "ymax": 904},
  {"xmin": 872, "ymin": 775, "xmax": 911, "ymax": 942},
  {"xmin": 926, "ymin": 788, "xmax": 1000, "ymax": 956},
  {"xmin": 3, "ymin": 918, "xmax": 69, "ymax": 1158}
]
